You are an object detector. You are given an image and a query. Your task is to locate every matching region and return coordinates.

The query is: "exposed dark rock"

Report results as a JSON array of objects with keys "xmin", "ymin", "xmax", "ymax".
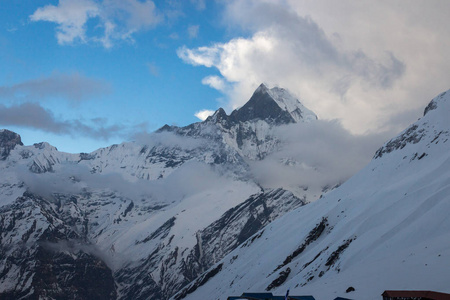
[
  {"xmin": 266, "ymin": 267, "xmax": 291, "ymax": 291},
  {"xmin": 374, "ymin": 125, "xmax": 425, "ymax": 158},
  {"xmin": 115, "ymin": 245, "xmax": 164, "ymax": 300},
  {"xmin": 156, "ymin": 124, "xmax": 177, "ymax": 133},
  {"xmin": 242, "ymin": 230, "xmax": 265, "ymax": 248},
  {"xmin": 273, "ymin": 217, "xmax": 328, "ymax": 273},
  {"xmin": 325, "ymin": 238, "xmax": 354, "ymax": 267},
  {"xmin": 122, "ymin": 201, "xmax": 134, "ymax": 218},
  {"xmin": 136, "ymin": 217, "xmax": 176, "ymax": 245},
  {"xmin": 173, "ymin": 263, "xmax": 223, "ymax": 300},
  {"xmin": 424, "ymin": 99, "xmax": 438, "ymax": 116},
  {"xmin": 423, "ymin": 91, "xmax": 446, "ymax": 116},
  {"xmin": 0, "ymin": 129, "xmax": 23, "ymax": 160},
  {"xmin": 0, "ymin": 193, "xmax": 116, "ymax": 300},
  {"xmin": 183, "ymin": 189, "xmax": 304, "ymax": 285},
  {"xmin": 229, "ymin": 84, "xmax": 295, "ymax": 125},
  {"xmin": 32, "ymin": 247, "xmax": 116, "ymax": 300},
  {"xmin": 301, "ymin": 247, "xmax": 328, "ymax": 271},
  {"xmin": 79, "ymin": 152, "xmax": 96, "ymax": 161}
]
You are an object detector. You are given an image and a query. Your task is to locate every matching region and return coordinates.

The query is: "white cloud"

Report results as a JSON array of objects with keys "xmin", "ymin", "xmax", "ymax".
[
  {"xmin": 201, "ymin": 75, "xmax": 226, "ymax": 92},
  {"xmin": 177, "ymin": 45, "xmax": 219, "ymax": 67},
  {"xmin": 178, "ymin": 0, "xmax": 450, "ymax": 136},
  {"xmin": 30, "ymin": 0, "xmax": 99, "ymax": 45},
  {"xmin": 194, "ymin": 109, "xmax": 215, "ymax": 121},
  {"xmin": 30, "ymin": 0, "xmax": 162, "ymax": 48},
  {"xmin": 188, "ymin": 24, "xmax": 199, "ymax": 39}
]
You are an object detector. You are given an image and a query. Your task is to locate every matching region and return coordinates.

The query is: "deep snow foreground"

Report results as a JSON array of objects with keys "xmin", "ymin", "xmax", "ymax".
[{"xmin": 175, "ymin": 90, "xmax": 450, "ymax": 300}]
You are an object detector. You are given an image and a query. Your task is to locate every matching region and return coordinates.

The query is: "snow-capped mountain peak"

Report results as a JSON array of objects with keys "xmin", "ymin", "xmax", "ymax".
[
  {"xmin": 267, "ymin": 86, "xmax": 317, "ymax": 123},
  {"xmin": 161, "ymin": 83, "xmax": 318, "ymax": 161},
  {"xmin": 229, "ymin": 83, "xmax": 317, "ymax": 125}
]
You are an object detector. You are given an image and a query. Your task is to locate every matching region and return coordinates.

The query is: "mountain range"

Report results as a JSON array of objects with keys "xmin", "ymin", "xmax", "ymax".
[
  {"xmin": 0, "ymin": 84, "xmax": 324, "ymax": 300},
  {"xmin": 1, "ymin": 84, "xmax": 449, "ymax": 299}
]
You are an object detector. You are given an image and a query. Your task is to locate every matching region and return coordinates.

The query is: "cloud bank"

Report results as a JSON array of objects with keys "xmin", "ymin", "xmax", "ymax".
[
  {"xmin": 19, "ymin": 160, "xmax": 232, "ymax": 206},
  {"xmin": 178, "ymin": 0, "xmax": 450, "ymax": 136},
  {"xmin": 249, "ymin": 120, "xmax": 392, "ymax": 195}
]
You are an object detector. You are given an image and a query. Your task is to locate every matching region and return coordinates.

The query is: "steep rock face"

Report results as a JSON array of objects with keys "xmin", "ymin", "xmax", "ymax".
[
  {"xmin": 113, "ymin": 188, "xmax": 303, "ymax": 300},
  {"xmin": 229, "ymin": 84, "xmax": 296, "ymax": 125},
  {"xmin": 161, "ymin": 84, "xmax": 317, "ymax": 160},
  {"xmin": 0, "ymin": 129, "xmax": 23, "ymax": 160},
  {"xmin": 184, "ymin": 189, "xmax": 306, "ymax": 276},
  {"xmin": 0, "ymin": 193, "xmax": 116, "ymax": 299},
  {"xmin": 229, "ymin": 84, "xmax": 317, "ymax": 125},
  {"xmin": 175, "ymin": 89, "xmax": 450, "ymax": 300}
]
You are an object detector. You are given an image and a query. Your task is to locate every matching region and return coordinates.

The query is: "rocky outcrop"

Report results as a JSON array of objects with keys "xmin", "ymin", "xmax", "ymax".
[{"xmin": 0, "ymin": 129, "xmax": 23, "ymax": 160}]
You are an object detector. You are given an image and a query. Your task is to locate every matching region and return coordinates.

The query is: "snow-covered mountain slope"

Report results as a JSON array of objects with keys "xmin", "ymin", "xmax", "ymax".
[
  {"xmin": 0, "ymin": 135, "xmax": 299, "ymax": 299},
  {"xmin": 0, "ymin": 84, "xmax": 327, "ymax": 299},
  {"xmin": 173, "ymin": 89, "xmax": 450, "ymax": 300}
]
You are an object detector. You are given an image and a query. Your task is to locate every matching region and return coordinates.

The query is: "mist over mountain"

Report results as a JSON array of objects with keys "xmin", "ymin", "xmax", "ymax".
[{"xmin": 0, "ymin": 84, "xmax": 444, "ymax": 300}]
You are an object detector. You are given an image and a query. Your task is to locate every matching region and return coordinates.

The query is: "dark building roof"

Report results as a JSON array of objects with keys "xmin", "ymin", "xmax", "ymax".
[
  {"xmin": 227, "ymin": 292, "xmax": 315, "ymax": 300},
  {"xmin": 382, "ymin": 290, "xmax": 450, "ymax": 300}
]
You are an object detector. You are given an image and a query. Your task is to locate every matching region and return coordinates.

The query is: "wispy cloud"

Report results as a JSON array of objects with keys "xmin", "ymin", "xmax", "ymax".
[
  {"xmin": 187, "ymin": 24, "xmax": 199, "ymax": 39},
  {"xmin": 30, "ymin": 0, "xmax": 99, "ymax": 45},
  {"xmin": 249, "ymin": 120, "xmax": 392, "ymax": 195},
  {"xmin": 194, "ymin": 109, "xmax": 215, "ymax": 121},
  {"xmin": 0, "ymin": 102, "xmax": 126, "ymax": 140},
  {"xmin": 201, "ymin": 75, "xmax": 227, "ymax": 92},
  {"xmin": 190, "ymin": 0, "xmax": 206, "ymax": 11},
  {"xmin": 19, "ymin": 157, "xmax": 230, "ymax": 206},
  {"xmin": 30, "ymin": 0, "xmax": 162, "ymax": 48},
  {"xmin": 0, "ymin": 73, "xmax": 111, "ymax": 103}
]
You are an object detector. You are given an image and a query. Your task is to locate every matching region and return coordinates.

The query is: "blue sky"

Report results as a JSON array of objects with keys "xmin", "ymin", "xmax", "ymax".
[{"xmin": 1, "ymin": 0, "xmax": 450, "ymax": 153}]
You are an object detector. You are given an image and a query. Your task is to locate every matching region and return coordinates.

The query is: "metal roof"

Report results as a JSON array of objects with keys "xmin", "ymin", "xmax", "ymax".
[{"xmin": 382, "ymin": 290, "xmax": 450, "ymax": 300}]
